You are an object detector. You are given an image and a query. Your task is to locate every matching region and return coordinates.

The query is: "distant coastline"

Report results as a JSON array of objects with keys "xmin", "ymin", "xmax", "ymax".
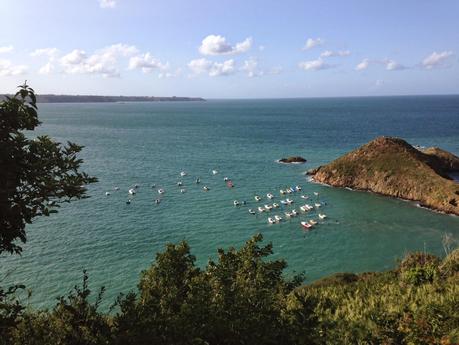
[{"xmin": 0, "ymin": 94, "xmax": 205, "ymax": 103}]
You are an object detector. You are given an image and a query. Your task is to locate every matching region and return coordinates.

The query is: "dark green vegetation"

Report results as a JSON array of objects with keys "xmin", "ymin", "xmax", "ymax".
[
  {"xmin": 308, "ymin": 136, "xmax": 459, "ymax": 215},
  {"xmin": 1, "ymin": 86, "xmax": 458, "ymax": 344},
  {"xmin": 0, "ymin": 235, "xmax": 457, "ymax": 345},
  {"xmin": 0, "ymin": 83, "xmax": 97, "ymax": 255},
  {"xmin": 1, "ymin": 94, "xmax": 205, "ymax": 103}
]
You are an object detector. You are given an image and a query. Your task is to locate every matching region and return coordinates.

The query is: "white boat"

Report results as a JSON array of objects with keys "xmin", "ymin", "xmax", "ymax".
[
  {"xmin": 291, "ymin": 210, "xmax": 298, "ymax": 217},
  {"xmin": 295, "ymin": 185, "xmax": 302, "ymax": 191},
  {"xmin": 274, "ymin": 215, "xmax": 282, "ymax": 222},
  {"xmin": 114, "ymin": 187, "xmax": 120, "ymax": 191},
  {"xmin": 249, "ymin": 209, "xmax": 256, "ymax": 215},
  {"xmin": 286, "ymin": 198, "xmax": 294, "ymax": 205},
  {"xmin": 301, "ymin": 221, "xmax": 312, "ymax": 229},
  {"xmin": 128, "ymin": 188, "xmax": 136, "ymax": 195},
  {"xmin": 134, "ymin": 184, "xmax": 139, "ymax": 189},
  {"xmin": 195, "ymin": 178, "xmax": 201, "ymax": 184},
  {"xmin": 258, "ymin": 207, "xmax": 265, "ymax": 213},
  {"xmin": 254, "ymin": 195, "xmax": 262, "ymax": 202},
  {"xmin": 126, "ymin": 199, "xmax": 131, "ymax": 205},
  {"xmin": 318, "ymin": 213, "xmax": 327, "ymax": 219},
  {"xmin": 158, "ymin": 189, "xmax": 165, "ymax": 194},
  {"xmin": 314, "ymin": 203, "xmax": 321, "ymax": 208},
  {"xmin": 155, "ymin": 199, "xmax": 161, "ymax": 204},
  {"xmin": 180, "ymin": 189, "xmax": 186, "ymax": 193},
  {"xmin": 301, "ymin": 195, "xmax": 309, "ymax": 199},
  {"xmin": 280, "ymin": 189, "xmax": 286, "ymax": 195},
  {"xmin": 180, "ymin": 171, "xmax": 187, "ymax": 177},
  {"xmin": 212, "ymin": 170, "xmax": 218, "ymax": 175},
  {"xmin": 309, "ymin": 219, "xmax": 318, "ymax": 225},
  {"xmin": 203, "ymin": 186, "xmax": 210, "ymax": 191},
  {"xmin": 267, "ymin": 193, "xmax": 274, "ymax": 199},
  {"xmin": 105, "ymin": 192, "xmax": 111, "ymax": 196},
  {"xmin": 285, "ymin": 189, "xmax": 292, "ymax": 194},
  {"xmin": 264, "ymin": 204, "xmax": 273, "ymax": 211},
  {"xmin": 233, "ymin": 200, "xmax": 240, "ymax": 206},
  {"xmin": 268, "ymin": 217, "xmax": 276, "ymax": 224},
  {"xmin": 280, "ymin": 200, "xmax": 288, "ymax": 205},
  {"xmin": 313, "ymin": 192, "xmax": 319, "ymax": 196},
  {"xmin": 300, "ymin": 205, "xmax": 308, "ymax": 212},
  {"xmin": 177, "ymin": 181, "xmax": 183, "ymax": 186},
  {"xmin": 285, "ymin": 212, "xmax": 292, "ymax": 218},
  {"xmin": 151, "ymin": 184, "xmax": 156, "ymax": 188},
  {"xmin": 305, "ymin": 204, "xmax": 313, "ymax": 210},
  {"xmin": 224, "ymin": 177, "xmax": 229, "ymax": 181},
  {"xmin": 272, "ymin": 203, "xmax": 279, "ymax": 208},
  {"xmin": 288, "ymin": 187, "xmax": 295, "ymax": 193}
]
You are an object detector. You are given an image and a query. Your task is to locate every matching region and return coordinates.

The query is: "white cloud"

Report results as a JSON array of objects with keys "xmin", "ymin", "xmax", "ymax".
[
  {"xmin": 355, "ymin": 58, "xmax": 370, "ymax": 71},
  {"xmin": 59, "ymin": 44, "xmax": 139, "ymax": 77},
  {"xmin": 99, "ymin": 0, "xmax": 116, "ymax": 8},
  {"xmin": 241, "ymin": 57, "xmax": 263, "ymax": 77},
  {"xmin": 299, "ymin": 58, "xmax": 332, "ymax": 71},
  {"xmin": 384, "ymin": 59, "xmax": 406, "ymax": 71},
  {"xmin": 0, "ymin": 46, "xmax": 14, "ymax": 54},
  {"xmin": 0, "ymin": 59, "xmax": 27, "ymax": 76},
  {"xmin": 30, "ymin": 48, "xmax": 60, "ymax": 58},
  {"xmin": 188, "ymin": 58, "xmax": 235, "ymax": 77},
  {"xmin": 258, "ymin": 45, "xmax": 265, "ymax": 51},
  {"xmin": 422, "ymin": 51, "xmax": 453, "ymax": 69},
  {"xmin": 128, "ymin": 52, "xmax": 168, "ymax": 73},
  {"xmin": 158, "ymin": 68, "xmax": 182, "ymax": 79},
  {"xmin": 198, "ymin": 35, "xmax": 252, "ymax": 55},
  {"xmin": 303, "ymin": 38, "xmax": 324, "ymax": 50},
  {"xmin": 320, "ymin": 50, "xmax": 350, "ymax": 58},
  {"xmin": 38, "ymin": 62, "xmax": 54, "ymax": 75}
]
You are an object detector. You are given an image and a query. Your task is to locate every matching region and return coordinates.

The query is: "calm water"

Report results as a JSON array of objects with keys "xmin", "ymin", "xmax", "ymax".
[{"xmin": 2, "ymin": 96, "xmax": 459, "ymax": 309}]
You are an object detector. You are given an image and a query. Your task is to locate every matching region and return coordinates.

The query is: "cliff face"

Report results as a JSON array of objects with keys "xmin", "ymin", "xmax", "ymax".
[{"xmin": 309, "ymin": 137, "xmax": 459, "ymax": 215}]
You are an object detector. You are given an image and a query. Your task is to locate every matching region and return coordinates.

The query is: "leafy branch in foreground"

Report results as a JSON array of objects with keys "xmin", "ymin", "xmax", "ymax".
[{"xmin": 0, "ymin": 82, "xmax": 97, "ymax": 255}]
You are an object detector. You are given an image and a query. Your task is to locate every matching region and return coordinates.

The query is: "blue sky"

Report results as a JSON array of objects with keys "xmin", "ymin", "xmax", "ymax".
[{"xmin": 0, "ymin": 0, "xmax": 458, "ymax": 98}]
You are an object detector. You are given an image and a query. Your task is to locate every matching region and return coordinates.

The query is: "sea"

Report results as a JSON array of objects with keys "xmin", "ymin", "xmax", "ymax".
[{"xmin": 2, "ymin": 96, "xmax": 459, "ymax": 310}]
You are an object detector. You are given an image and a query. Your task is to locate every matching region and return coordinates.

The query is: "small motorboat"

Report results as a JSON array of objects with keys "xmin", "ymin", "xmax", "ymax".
[
  {"xmin": 309, "ymin": 219, "xmax": 318, "ymax": 225},
  {"xmin": 288, "ymin": 187, "xmax": 295, "ymax": 193},
  {"xmin": 126, "ymin": 199, "xmax": 131, "ymax": 205},
  {"xmin": 195, "ymin": 178, "xmax": 201, "ymax": 184},
  {"xmin": 274, "ymin": 215, "xmax": 282, "ymax": 222},
  {"xmin": 158, "ymin": 189, "xmax": 165, "ymax": 194},
  {"xmin": 105, "ymin": 192, "xmax": 111, "ymax": 196},
  {"xmin": 128, "ymin": 188, "xmax": 136, "ymax": 195},
  {"xmin": 233, "ymin": 200, "xmax": 240, "ymax": 206},
  {"xmin": 248, "ymin": 209, "xmax": 256, "ymax": 215},
  {"xmin": 280, "ymin": 200, "xmax": 288, "ymax": 205},
  {"xmin": 280, "ymin": 189, "xmax": 286, "ymax": 195},
  {"xmin": 267, "ymin": 193, "xmax": 274, "ymax": 199},
  {"xmin": 258, "ymin": 207, "xmax": 265, "ymax": 213},
  {"xmin": 272, "ymin": 203, "xmax": 279, "ymax": 208},
  {"xmin": 151, "ymin": 184, "xmax": 156, "ymax": 188},
  {"xmin": 155, "ymin": 199, "xmax": 161, "ymax": 205},
  {"xmin": 286, "ymin": 198, "xmax": 294, "ymax": 205},
  {"xmin": 295, "ymin": 185, "xmax": 302, "ymax": 191},
  {"xmin": 114, "ymin": 187, "xmax": 120, "ymax": 191},
  {"xmin": 291, "ymin": 210, "xmax": 298, "ymax": 217},
  {"xmin": 301, "ymin": 221, "xmax": 312, "ymax": 229},
  {"xmin": 177, "ymin": 181, "xmax": 183, "ymax": 187},
  {"xmin": 285, "ymin": 212, "xmax": 292, "ymax": 218},
  {"xmin": 301, "ymin": 195, "xmax": 309, "ymax": 199},
  {"xmin": 313, "ymin": 192, "xmax": 319, "ymax": 196},
  {"xmin": 212, "ymin": 170, "xmax": 218, "ymax": 175},
  {"xmin": 203, "ymin": 186, "xmax": 210, "ymax": 191},
  {"xmin": 268, "ymin": 217, "xmax": 276, "ymax": 224},
  {"xmin": 224, "ymin": 177, "xmax": 229, "ymax": 181},
  {"xmin": 180, "ymin": 189, "xmax": 186, "ymax": 193},
  {"xmin": 264, "ymin": 204, "xmax": 273, "ymax": 211},
  {"xmin": 180, "ymin": 171, "xmax": 187, "ymax": 177},
  {"xmin": 305, "ymin": 204, "xmax": 313, "ymax": 210},
  {"xmin": 285, "ymin": 189, "xmax": 292, "ymax": 194},
  {"xmin": 241, "ymin": 200, "xmax": 247, "ymax": 205},
  {"xmin": 318, "ymin": 213, "xmax": 327, "ymax": 219},
  {"xmin": 300, "ymin": 205, "xmax": 308, "ymax": 212},
  {"xmin": 134, "ymin": 184, "xmax": 139, "ymax": 189},
  {"xmin": 254, "ymin": 195, "xmax": 262, "ymax": 202},
  {"xmin": 314, "ymin": 203, "xmax": 321, "ymax": 208}
]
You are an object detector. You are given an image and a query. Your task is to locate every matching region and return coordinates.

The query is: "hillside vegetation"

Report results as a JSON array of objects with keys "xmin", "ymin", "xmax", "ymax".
[{"xmin": 308, "ymin": 136, "xmax": 459, "ymax": 215}]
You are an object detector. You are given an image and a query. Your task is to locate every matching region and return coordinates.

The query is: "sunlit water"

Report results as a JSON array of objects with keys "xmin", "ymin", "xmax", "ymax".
[{"xmin": 2, "ymin": 96, "xmax": 459, "ymax": 310}]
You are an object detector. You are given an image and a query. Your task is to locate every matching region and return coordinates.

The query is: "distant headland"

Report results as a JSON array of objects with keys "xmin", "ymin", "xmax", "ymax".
[
  {"xmin": 307, "ymin": 136, "xmax": 459, "ymax": 215},
  {"xmin": 0, "ymin": 94, "xmax": 205, "ymax": 103}
]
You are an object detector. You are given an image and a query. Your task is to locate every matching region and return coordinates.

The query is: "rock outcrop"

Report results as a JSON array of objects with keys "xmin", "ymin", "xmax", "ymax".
[
  {"xmin": 279, "ymin": 156, "xmax": 307, "ymax": 164},
  {"xmin": 308, "ymin": 136, "xmax": 459, "ymax": 215}
]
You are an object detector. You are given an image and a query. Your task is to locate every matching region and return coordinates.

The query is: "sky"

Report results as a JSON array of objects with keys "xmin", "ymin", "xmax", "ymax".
[{"xmin": 0, "ymin": 0, "xmax": 458, "ymax": 98}]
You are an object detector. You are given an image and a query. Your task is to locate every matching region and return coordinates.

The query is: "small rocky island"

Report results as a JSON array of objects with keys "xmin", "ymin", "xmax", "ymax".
[
  {"xmin": 279, "ymin": 156, "xmax": 307, "ymax": 164},
  {"xmin": 307, "ymin": 136, "xmax": 459, "ymax": 215}
]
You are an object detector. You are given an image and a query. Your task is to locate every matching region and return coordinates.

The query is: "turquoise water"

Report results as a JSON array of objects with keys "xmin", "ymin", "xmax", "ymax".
[{"xmin": 2, "ymin": 96, "xmax": 459, "ymax": 309}]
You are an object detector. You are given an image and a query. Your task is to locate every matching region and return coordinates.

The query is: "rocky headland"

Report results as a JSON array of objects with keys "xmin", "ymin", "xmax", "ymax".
[{"xmin": 307, "ymin": 136, "xmax": 459, "ymax": 215}]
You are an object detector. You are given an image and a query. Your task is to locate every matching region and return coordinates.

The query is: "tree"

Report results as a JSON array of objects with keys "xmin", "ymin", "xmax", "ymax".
[{"xmin": 0, "ymin": 82, "xmax": 97, "ymax": 255}]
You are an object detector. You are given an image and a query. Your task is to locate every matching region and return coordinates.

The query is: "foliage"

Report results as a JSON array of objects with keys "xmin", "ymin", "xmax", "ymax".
[{"xmin": 0, "ymin": 82, "xmax": 97, "ymax": 255}]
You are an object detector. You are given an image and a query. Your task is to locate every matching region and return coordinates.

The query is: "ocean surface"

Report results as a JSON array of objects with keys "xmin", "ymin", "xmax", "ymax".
[{"xmin": 2, "ymin": 96, "xmax": 459, "ymax": 310}]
